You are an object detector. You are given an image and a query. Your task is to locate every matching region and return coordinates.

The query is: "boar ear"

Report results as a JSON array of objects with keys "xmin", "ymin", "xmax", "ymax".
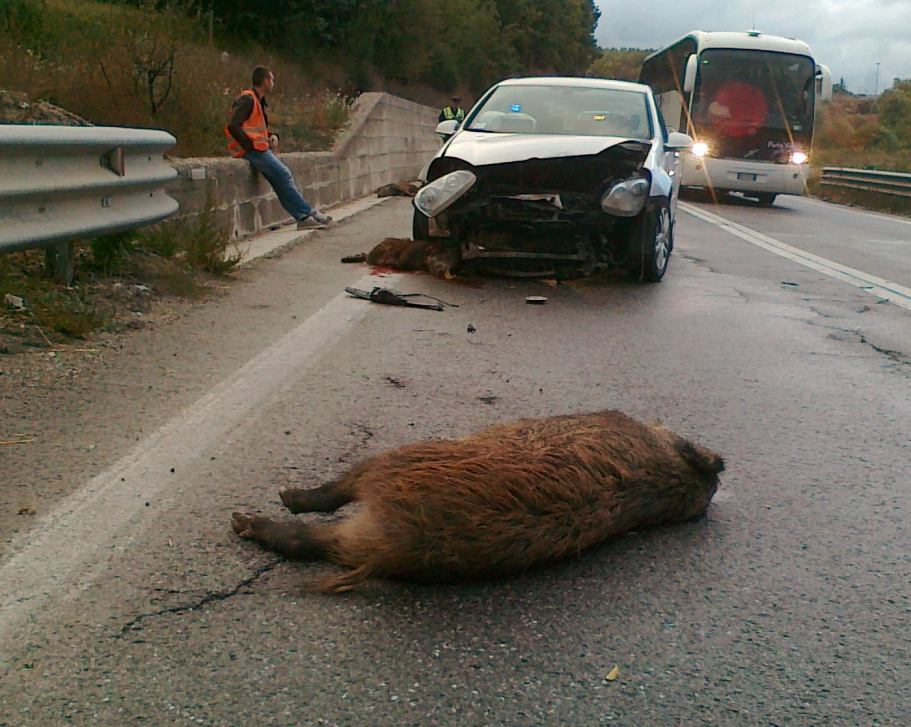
[{"xmin": 675, "ymin": 440, "xmax": 725, "ymax": 477}]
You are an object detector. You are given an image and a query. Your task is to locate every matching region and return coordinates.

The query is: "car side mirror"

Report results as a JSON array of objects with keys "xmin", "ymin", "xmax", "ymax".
[
  {"xmin": 436, "ymin": 120, "xmax": 459, "ymax": 139},
  {"xmin": 665, "ymin": 131, "xmax": 693, "ymax": 151},
  {"xmin": 683, "ymin": 55, "xmax": 698, "ymax": 94}
]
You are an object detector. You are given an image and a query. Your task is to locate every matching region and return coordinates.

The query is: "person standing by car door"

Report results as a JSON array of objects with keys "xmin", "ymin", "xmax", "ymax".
[
  {"xmin": 225, "ymin": 66, "xmax": 332, "ymax": 230},
  {"xmin": 439, "ymin": 96, "xmax": 466, "ymax": 123}
]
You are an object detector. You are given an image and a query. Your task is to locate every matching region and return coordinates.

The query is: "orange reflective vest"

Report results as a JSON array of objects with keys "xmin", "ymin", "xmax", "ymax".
[{"xmin": 225, "ymin": 89, "xmax": 270, "ymax": 157}]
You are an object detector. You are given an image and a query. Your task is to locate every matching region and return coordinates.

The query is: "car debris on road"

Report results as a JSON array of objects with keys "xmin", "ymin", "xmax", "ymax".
[{"xmin": 344, "ymin": 286, "xmax": 457, "ymax": 311}]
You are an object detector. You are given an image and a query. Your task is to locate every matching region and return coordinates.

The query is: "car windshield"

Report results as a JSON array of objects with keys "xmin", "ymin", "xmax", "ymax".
[{"xmin": 465, "ymin": 84, "xmax": 653, "ymax": 140}]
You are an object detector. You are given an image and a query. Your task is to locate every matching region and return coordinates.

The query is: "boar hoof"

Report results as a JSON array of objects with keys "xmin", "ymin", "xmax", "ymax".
[{"xmin": 231, "ymin": 511, "xmax": 260, "ymax": 539}]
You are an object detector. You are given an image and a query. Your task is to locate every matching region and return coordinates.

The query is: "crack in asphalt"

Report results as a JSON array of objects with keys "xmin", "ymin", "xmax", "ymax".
[
  {"xmin": 677, "ymin": 252, "xmax": 720, "ymax": 274},
  {"xmin": 809, "ymin": 319, "xmax": 911, "ymax": 369},
  {"xmin": 860, "ymin": 335, "xmax": 911, "ymax": 366},
  {"xmin": 336, "ymin": 422, "xmax": 375, "ymax": 464},
  {"xmin": 354, "ymin": 423, "xmax": 374, "ymax": 446},
  {"xmin": 115, "ymin": 562, "xmax": 278, "ymax": 640}
]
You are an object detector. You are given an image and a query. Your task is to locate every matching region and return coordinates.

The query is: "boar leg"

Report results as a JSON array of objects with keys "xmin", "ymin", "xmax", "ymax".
[
  {"xmin": 232, "ymin": 512, "xmax": 337, "ymax": 561},
  {"xmin": 280, "ymin": 477, "xmax": 356, "ymax": 514}
]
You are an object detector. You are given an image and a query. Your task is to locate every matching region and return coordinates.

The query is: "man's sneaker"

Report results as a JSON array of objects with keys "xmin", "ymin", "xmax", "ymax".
[
  {"xmin": 297, "ymin": 216, "xmax": 326, "ymax": 230},
  {"xmin": 311, "ymin": 211, "xmax": 333, "ymax": 225}
]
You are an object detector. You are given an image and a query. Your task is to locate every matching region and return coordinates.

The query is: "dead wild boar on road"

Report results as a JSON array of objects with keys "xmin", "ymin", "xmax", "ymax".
[
  {"xmin": 232, "ymin": 410, "xmax": 724, "ymax": 594},
  {"xmin": 341, "ymin": 237, "xmax": 461, "ymax": 276},
  {"xmin": 375, "ymin": 181, "xmax": 421, "ymax": 197}
]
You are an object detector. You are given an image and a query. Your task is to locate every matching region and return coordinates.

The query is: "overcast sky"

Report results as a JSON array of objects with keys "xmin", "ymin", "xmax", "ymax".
[{"xmin": 593, "ymin": 0, "xmax": 911, "ymax": 95}]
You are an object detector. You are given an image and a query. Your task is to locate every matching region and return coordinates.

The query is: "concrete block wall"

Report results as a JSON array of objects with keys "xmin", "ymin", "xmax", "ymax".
[{"xmin": 165, "ymin": 93, "xmax": 440, "ymax": 239}]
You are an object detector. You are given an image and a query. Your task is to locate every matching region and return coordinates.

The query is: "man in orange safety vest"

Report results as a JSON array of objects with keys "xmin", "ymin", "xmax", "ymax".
[{"xmin": 226, "ymin": 66, "xmax": 332, "ymax": 229}]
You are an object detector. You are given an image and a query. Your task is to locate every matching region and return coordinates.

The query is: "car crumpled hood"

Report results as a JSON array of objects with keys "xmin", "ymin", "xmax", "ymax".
[{"xmin": 442, "ymin": 131, "xmax": 650, "ymax": 168}]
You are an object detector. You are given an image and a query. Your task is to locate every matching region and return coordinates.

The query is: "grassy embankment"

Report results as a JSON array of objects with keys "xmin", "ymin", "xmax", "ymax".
[
  {"xmin": 807, "ymin": 93, "xmax": 911, "ymax": 215},
  {"xmin": 0, "ymin": 0, "xmax": 354, "ymax": 347}
]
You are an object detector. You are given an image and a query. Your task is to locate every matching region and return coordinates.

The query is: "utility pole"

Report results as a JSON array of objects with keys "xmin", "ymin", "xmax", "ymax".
[{"xmin": 874, "ymin": 62, "xmax": 880, "ymax": 96}]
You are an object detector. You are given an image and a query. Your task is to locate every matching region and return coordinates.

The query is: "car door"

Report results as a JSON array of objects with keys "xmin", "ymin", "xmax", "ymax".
[{"xmin": 653, "ymin": 100, "xmax": 683, "ymax": 216}]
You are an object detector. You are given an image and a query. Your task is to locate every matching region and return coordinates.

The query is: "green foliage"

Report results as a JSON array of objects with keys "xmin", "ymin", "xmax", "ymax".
[
  {"xmin": 1, "ymin": 0, "xmax": 600, "ymax": 152},
  {"xmin": 0, "ymin": 0, "xmax": 352, "ymax": 156},
  {"xmin": 814, "ymin": 80, "xmax": 911, "ymax": 172},
  {"xmin": 137, "ymin": 182, "xmax": 239, "ymax": 273},
  {"xmin": 810, "ymin": 79, "xmax": 911, "ymax": 216},
  {"xmin": 0, "ymin": 252, "xmax": 108, "ymax": 341},
  {"xmin": 0, "ymin": 0, "xmax": 45, "ymax": 45},
  {"xmin": 90, "ymin": 232, "xmax": 136, "ymax": 274},
  {"xmin": 872, "ymin": 81, "xmax": 911, "ymax": 154},
  {"xmin": 422, "ymin": 46, "xmax": 459, "ymax": 94},
  {"xmin": 207, "ymin": 0, "xmax": 601, "ymax": 93},
  {"xmin": 34, "ymin": 289, "xmax": 107, "ymax": 338}
]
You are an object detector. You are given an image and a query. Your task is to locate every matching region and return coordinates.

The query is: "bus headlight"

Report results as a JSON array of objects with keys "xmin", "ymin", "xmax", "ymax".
[
  {"xmin": 414, "ymin": 170, "xmax": 477, "ymax": 217},
  {"xmin": 601, "ymin": 177, "xmax": 649, "ymax": 217},
  {"xmin": 691, "ymin": 141, "xmax": 710, "ymax": 158},
  {"xmin": 789, "ymin": 151, "xmax": 809, "ymax": 165}
]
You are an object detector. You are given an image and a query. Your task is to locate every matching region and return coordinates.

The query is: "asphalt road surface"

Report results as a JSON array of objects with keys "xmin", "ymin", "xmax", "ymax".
[{"xmin": 1, "ymin": 193, "xmax": 910, "ymax": 726}]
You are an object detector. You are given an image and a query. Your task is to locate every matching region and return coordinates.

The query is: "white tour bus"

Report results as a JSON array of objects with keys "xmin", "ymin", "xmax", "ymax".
[{"xmin": 639, "ymin": 30, "xmax": 832, "ymax": 205}]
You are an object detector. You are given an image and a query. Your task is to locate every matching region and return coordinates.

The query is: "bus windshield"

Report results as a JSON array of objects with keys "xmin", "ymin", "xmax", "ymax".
[{"xmin": 691, "ymin": 49, "xmax": 815, "ymax": 161}]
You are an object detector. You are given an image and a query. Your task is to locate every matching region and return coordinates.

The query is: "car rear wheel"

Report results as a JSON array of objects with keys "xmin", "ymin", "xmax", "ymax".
[
  {"xmin": 412, "ymin": 207, "xmax": 430, "ymax": 241},
  {"xmin": 756, "ymin": 193, "xmax": 777, "ymax": 206},
  {"xmin": 630, "ymin": 203, "xmax": 671, "ymax": 283}
]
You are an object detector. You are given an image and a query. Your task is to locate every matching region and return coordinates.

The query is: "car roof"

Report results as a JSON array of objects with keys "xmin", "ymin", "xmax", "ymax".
[{"xmin": 492, "ymin": 76, "xmax": 652, "ymax": 94}]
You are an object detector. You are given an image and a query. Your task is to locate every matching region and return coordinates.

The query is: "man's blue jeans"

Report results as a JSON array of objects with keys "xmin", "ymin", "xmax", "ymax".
[{"xmin": 244, "ymin": 149, "xmax": 314, "ymax": 221}]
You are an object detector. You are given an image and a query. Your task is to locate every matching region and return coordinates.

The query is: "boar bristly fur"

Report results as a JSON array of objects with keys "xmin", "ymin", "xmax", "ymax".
[
  {"xmin": 232, "ymin": 410, "xmax": 724, "ymax": 594},
  {"xmin": 366, "ymin": 238, "xmax": 461, "ymax": 276}
]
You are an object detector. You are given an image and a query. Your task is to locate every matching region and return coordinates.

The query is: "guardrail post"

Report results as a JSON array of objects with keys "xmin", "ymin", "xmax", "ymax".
[{"xmin": 45, "ymin": 240, "xmax": 75, "ymax": 285}]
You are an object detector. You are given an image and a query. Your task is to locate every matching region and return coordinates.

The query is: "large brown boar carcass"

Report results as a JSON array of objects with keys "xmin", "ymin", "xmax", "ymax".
[
  {"xmin": 341, "ymin": 237, "xmax": 461, "ymax": 277},
  {"xmin": 232, "ymin": 410, "xmax": 724, "ymax": 593}
]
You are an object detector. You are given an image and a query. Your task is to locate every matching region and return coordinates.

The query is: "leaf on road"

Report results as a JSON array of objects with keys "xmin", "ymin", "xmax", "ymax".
[{"xmin": 605, "ymin": 665, "xmax": 619, "ymax": 681}]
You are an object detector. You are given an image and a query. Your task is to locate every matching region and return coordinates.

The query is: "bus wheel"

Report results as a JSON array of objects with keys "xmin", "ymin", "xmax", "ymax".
[
  {"xmin": 413, "ymin": 207, "xmax": 431, "ymax": 241},
  {"xmin": 756, "ymin": 193, "xmax": 777, "ymax": 207},
  {"xmin": 630, "ymin": 204, "xmax": 671, "ymax": 283}
]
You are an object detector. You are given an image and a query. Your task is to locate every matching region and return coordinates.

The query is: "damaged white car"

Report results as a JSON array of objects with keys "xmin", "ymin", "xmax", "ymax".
[{"xmin": 414, "ymin": 77, "xmax": 693, "ymax": 281}]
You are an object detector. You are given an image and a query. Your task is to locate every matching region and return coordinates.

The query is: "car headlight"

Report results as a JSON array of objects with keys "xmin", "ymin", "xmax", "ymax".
[
  {"xmin": 414, "ymin": 170, "xmax": 477, "ymax": 217},
  {"xmin": 691, "ymin": 141, "xmax": 710, "ymax": 158},
  {"xmin": 601, "ymin": 177, "xmax": 649, "ymax": 217},
  {"xmin": 789, "ymin": 151, "xmax": 808, "ymax": 165}
]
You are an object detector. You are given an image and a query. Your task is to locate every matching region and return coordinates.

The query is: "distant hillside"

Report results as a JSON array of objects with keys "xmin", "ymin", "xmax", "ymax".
[
  {"xmin": 588, "ymin": 48, "xmax": 654, "ymax": 81},
  {"xmin": 813, "ymin": 80, "xmax": 911, "ymax": 172},
  {"xmin": 0, "ymin": 0, "xmax": 602, "ymax": 156}
]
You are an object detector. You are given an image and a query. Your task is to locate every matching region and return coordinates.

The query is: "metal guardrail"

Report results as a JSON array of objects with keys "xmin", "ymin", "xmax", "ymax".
[
  {"xmin": 0, "ymin": 125, "xmax": 179, "ymax": 279},
  {"xmin": 821, "ymin": 167, "xmax": 911, "ymax": 198}
]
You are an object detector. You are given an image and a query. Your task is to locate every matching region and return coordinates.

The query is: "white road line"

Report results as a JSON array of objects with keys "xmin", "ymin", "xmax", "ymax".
[
  {"xmin": 679, "ymin": 201, "xmax": 911, "ymax": 312},
  {"xmin": 0, "ymin": 273, "xmax": 399, "ymax": 652}
]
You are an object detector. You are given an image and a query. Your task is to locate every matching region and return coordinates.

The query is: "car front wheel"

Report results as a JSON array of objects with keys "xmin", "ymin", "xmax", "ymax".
[{"xmin": 630, "ymin": 203, "xmax": 671, "ymax": 283}]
